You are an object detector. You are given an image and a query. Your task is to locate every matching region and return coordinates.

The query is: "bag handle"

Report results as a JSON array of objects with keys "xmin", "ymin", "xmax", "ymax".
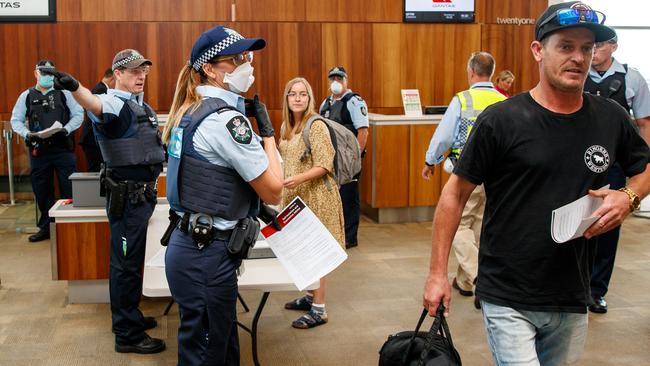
[
  {"xmin": 416, "ymin": 304, "xmax": 455, "ymax": 366},
  {"xmin": 399, "ymin": 305, "xmax": 444, "ymax": 366}
]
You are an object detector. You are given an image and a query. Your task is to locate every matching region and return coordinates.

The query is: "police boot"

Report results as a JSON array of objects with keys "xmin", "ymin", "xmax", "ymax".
[{"xmin": 115, "ymin": 334, "xmax": 166, "ymax": 354}]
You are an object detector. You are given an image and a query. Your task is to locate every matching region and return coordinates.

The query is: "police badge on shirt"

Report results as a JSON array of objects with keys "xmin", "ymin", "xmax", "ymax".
[{"xmin": 226, "ymin": 116, "xmax": 252, "ymax": 145}]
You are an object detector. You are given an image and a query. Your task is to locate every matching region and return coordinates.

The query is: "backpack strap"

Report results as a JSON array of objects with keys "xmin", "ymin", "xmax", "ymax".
[
  {"xmin": 300, "ymin": 115, "xmax": 337, "ymax": 191},
  {"xmin": 300, "ymin": 115, "xmax": 323, "ymax": 162}
]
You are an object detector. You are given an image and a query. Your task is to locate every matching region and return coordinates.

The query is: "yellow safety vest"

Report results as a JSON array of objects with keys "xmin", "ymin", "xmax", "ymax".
[{"xmin": 450, "ymin": 88, "xmax": 506, "ymax": 159}]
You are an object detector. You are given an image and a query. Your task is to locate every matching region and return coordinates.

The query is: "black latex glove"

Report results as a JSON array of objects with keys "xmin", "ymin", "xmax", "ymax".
[
  {"xmin": 41, "ymin": 69, "xmax": 80, "ymax": 92},
  {"xmin": 258, "ymin": 203, "xmax": 281, "ymax": 231},
  {"xmin": 245, "ymin": 95, "xmax": 275, "ymax": 138}
]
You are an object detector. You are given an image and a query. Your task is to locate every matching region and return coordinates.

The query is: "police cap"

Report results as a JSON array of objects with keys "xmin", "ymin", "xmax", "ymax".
[
  {"xmin": 111, "ymin": 49, "xmax": 152, "ymax": 71},
  {"xmin": 36, "ymin": 59, "xmax": 55, "ymax": 71},
  {"xmin": 328, "ymin": 66, "xmax": 348, "ymax": 79},
  {"xmin": 190, "ymin": 26, "xmax": 266, "ymax": 71}
]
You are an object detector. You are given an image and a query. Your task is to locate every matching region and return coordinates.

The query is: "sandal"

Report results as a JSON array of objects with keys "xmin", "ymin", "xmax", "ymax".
[
  {"xmin": 284, "ymin": 295, "xmax": 312, "ymax": 311},
  {"xmin": 291, "ymin": 310, "xmax": 328, "ymax": 329}
]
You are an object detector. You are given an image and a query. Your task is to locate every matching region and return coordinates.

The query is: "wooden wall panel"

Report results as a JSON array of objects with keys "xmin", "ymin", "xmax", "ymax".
[
  {"xmin": 56, "ymin": 221, "xmax": 110, "ymax": 280},
  {"xmin": 236, "ymin": 0, "xmax": 305, "ymax": 22},
  {"xmin": 57, "ymin": 0, "xmax": 231, "ymax": 22},
  {"xmin": 306, "ymin": 0, "xmax": 402, "ymax": 23},
  {"xmin": 481, "ymin": 24, "xmax": 539, "ymax": 95},
  {"xmin": 321, "ymin": 23, "xmax": 374, "ymax": 108}
]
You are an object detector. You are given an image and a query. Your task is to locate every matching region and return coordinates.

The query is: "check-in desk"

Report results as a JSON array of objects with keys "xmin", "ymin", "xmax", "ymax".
[
  {"xmin": 48, "ymin": 173, "xmax": 167, "ymax": 303},
  {"xmin": 361, "ymin": 113, "xmax": 450, "ymax": 223}
]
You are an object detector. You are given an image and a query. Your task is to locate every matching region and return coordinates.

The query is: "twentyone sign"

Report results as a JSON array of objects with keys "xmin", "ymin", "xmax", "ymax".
[{"xmin": 0, "ymin": 0, "xmax": 56, "ymax": 22}]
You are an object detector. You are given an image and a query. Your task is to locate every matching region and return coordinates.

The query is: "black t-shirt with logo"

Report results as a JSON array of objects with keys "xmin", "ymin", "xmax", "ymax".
[{"xmin": 455, "ymin": 92, "xmax": 649, "ymax": 313}]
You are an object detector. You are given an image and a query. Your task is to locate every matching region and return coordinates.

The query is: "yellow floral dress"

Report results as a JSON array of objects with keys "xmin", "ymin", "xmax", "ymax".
[{"xmin": 279, "ymin": 119, "xmax": 345, "ymax": 247}]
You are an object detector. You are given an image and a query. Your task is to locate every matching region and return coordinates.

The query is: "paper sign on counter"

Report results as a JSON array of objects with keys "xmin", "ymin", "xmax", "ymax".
[{"xmin": 261, "ymin": 197, "xmax": 347, "ymax": 291}]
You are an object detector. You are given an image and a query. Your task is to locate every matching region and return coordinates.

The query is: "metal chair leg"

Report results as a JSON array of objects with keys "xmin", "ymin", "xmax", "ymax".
[
  {"xmin": 238, "ymin": 292, "xmax": 250, "ymax": 312},
  {"xmin": 163, "ymin": 298, "xmax": 174, "ymax": 315}
]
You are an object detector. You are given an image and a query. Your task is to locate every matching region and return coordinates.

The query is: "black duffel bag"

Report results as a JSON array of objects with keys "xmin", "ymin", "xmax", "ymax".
[{"xmin": 379, "ymin": 304, "xmax": 461, "ymax": 366}]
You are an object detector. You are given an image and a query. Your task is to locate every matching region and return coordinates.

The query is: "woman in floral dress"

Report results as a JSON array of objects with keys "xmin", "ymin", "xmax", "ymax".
[{"xmin": 278, "ymin": 77, "xmax": 345, "ymax": 329}]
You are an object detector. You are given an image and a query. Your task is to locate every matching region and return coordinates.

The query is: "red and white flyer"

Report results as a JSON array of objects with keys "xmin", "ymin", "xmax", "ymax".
[{"xmin": 261, "ymin": 197, "xmax": 348, "ymax": 290}]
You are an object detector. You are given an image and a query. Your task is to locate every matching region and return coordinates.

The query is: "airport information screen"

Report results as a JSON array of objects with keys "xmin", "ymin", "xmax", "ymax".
[{"xmin": 404, "ymin": 0, "xmax": 475, "ymax": 23}]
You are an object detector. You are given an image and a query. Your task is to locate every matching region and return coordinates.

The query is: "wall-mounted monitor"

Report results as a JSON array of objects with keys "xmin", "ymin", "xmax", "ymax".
[
  {"xmin": 0, "ymin": 0, "xmax": 56, "ymax": 23},
  {"xmin": 404, "ymin": 0, "xmax": 475, "ymax": 23}
]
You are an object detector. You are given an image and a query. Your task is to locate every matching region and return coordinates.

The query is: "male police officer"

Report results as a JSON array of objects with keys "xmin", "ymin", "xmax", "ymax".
[
  {"xmin": 319, "ymin": 66, "xmax": 369, "ymax": 249},
  {"xmin": 10, "ymin": 59, "xmax": 83, "ymax": 242},
  {"xmin": 421, "ymin": 52, "xmax": 505, "ymax": 309},
  {"xmin": 79, "ymin": 68, "xmax": 115, "ymax": 172},
  {"xmin": 584, "ymin": 32, "xmax": 650, "ymax": 314},
  {"xmin": 45, "ymin": 50, "xmax": 166, "ymax": 354}
]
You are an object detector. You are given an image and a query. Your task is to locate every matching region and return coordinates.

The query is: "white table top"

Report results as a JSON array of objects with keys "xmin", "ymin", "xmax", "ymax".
[{"xmin": 141, "ymin": 204, "xmax": 317, "ymax": 297}]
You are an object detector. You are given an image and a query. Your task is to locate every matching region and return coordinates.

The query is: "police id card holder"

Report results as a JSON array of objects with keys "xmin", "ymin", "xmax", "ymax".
[{"xmin": 168, "ymin": 127, "xmax": 183, "ymax": 159}]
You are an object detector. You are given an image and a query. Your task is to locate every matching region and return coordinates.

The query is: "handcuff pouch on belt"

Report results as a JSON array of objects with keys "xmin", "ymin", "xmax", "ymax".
[
  {"xmin": 191, "ymin": 214, "xmax": 214, "ymax": 250},
  {"xmin": 227, "ymin": 217, "xmax": 260, "ymax": 259}
]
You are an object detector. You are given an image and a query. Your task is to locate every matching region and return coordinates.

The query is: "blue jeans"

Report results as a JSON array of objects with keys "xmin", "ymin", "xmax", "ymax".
[{"xmin": 481, "ymin": 301, "xmax": 588, "ymax": 366}]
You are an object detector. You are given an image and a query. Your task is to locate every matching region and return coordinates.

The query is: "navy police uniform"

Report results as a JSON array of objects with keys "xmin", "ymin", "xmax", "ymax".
[
  {"xmin": 10, "ymin": 60, "xmax": 83, "ymax": 240},
  {"xmin": 584, "ymin": 56, "xmax": 650, "ymax": 304},
  {"xmin": 88, "ymin": 52, "xmax": 165, "ymax": 347},
  {"xmin": 319, "ymin": 67, "xmax": 369, "ymax": 247},
  {"xmin": 165, "ymin": 26, "xmax": 267, "ymax": 366}
]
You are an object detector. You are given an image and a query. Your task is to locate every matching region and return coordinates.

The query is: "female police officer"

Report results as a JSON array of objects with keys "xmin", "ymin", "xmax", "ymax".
[{"xmin": 161, "ymin": 26, "xmax": 283, "ymax": 365}]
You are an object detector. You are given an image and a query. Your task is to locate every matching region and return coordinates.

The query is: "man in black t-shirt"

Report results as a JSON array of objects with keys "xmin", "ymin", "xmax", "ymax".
[{"xmin": 422, "ymin": 2, "xmax": 650, "ymax": 365}]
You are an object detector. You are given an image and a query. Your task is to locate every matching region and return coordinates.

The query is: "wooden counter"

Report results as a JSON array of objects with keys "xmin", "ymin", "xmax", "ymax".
[{"xmin": 360, "ymin": 113, "xmax": 450, "ymax": 223}]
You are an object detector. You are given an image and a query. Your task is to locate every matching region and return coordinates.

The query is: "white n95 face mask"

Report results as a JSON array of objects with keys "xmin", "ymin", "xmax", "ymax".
[
  {"xmin": 223, "ymin": 62, "xmax": 255, "ymax": 94},
  {"xmin": 330, "ymin": 80, "xmax": 343, "ymax": 95}
]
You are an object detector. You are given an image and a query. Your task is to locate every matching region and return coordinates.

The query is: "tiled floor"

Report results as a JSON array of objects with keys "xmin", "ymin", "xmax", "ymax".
[{"xmin": 0, "ymin": 204, "xmax": 648, "ymax": 365}]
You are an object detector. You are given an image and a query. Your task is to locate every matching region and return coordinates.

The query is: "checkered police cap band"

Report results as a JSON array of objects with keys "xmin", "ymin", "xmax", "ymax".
[
  {"xmin": 112, "ymin": 54, "xmax": 144, "ymax": 70},
  {"xmin": 192, "ymin": 33, "xmax": 244, "ymax": 71}
]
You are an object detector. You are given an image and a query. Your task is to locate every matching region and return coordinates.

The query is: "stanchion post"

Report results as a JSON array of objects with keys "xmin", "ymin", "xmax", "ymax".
[{"xmin": 4, "ymin": 128, "xmax": 16, "ymax": 205}]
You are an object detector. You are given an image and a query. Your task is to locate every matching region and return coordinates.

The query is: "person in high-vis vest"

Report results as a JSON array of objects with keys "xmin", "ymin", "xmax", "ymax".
[{"xmin": 422, "ymin": 52, "xmax": 506, "ymax": 308}]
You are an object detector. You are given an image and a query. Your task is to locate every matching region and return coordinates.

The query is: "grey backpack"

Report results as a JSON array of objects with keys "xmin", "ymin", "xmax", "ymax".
[{"xmin": 300, "ymin": 115, "xmax": 362, "ymax": 187}]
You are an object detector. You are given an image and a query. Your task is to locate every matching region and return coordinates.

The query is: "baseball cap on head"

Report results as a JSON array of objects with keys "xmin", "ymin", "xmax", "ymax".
[
  {"xmin": 190, "ymin": 26, "xmax": 266, "ymax": 71},
  {"xmin": 111, "ymin": 49, "xmax": 152, "ymax": 71},
  {"xmin": 535, "ymin": 1, "xmax": 615, "ymax": 42},
  {"xmin": 36, "ymin": 59, "xmax": 55, "ymax": 71},
  {"xmin": 328, "ymin": 66, "xmax": 347, "ymax": 79}
]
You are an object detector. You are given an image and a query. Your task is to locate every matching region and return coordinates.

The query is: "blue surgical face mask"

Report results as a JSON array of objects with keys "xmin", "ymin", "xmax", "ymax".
[{"xmin": 39, "ymin": 74, "xmax": 54, "ymax": 89}]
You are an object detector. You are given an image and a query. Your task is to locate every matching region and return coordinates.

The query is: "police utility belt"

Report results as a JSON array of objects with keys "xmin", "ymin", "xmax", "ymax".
[
  {"xmin": 100, "ymin": 168, "xmax": 157, "ymax": 218},
  {"xmin": 160, "ymin": 210, "xmax": 259, "ymax": 260}
]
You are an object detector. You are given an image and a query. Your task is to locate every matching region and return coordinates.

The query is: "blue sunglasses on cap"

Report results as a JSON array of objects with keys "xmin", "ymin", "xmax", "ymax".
[{"xmin": 538, "ymin": 7, "xmax": 606, "ymax": 29}]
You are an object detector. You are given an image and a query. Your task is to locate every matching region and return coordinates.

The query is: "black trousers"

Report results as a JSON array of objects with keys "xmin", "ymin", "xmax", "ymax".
[
  {"xmin": 30, "ymin": 151, "xmax": 76, "ymax": 233},
  {"xmin": 108, "ymin": 197, "xmax": 156, "ymax": 344},
  {"xmin": 166, "ymin": 228, "xmax": 240, "ymax": 366},
  {"xmin": 339, "ymin": 178, "xmax": 361, "ymax": 245},
  {"xmin": 590, "ymin": 163, "xmax": 626, "ymax": 298}
]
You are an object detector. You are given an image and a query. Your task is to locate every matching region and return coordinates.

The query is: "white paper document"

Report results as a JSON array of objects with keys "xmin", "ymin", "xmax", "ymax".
[
  {"xmin": 551, "ymin": 185, "xmax": 609, "ymax": 244},
  {"xmin": 261, "ymin": 197, "xmax": 348, "ymax": 291},
  {"xmin": 33, "ymin": 121, "xmax": 65, "ymax": 138}
]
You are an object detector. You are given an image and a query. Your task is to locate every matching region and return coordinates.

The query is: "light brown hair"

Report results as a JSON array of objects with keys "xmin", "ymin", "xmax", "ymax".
[{"xmin": 280, "ymin": 77, "xmax": 318, "ymax": 141}]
